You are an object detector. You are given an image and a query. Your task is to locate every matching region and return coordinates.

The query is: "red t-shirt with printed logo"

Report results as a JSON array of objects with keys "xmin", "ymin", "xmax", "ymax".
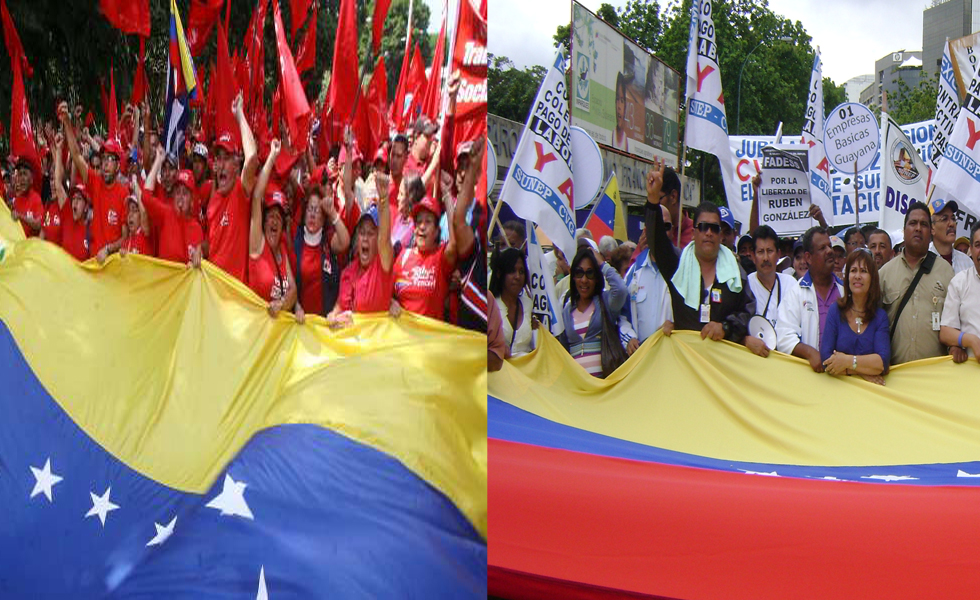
[
  {"xmin": 394, "ymin": 243, "xmax": 452, "ymax": 320},
  {"xmin": 14, "ymin": 190, "xmax": 44, "ymax": 237},
  {"xmin": 248, "ymin": 240, "xmax": 289, "ymax": 303},
  {"xmin": 85, "ymin": 172, "xmax": 127, "ymax": 254},
  {"xmin": 60, "ymin": 206, "xmax": 90, "ymax": 262},
  {"xmin": 122, "ymin": 229, "xmax": 152, "ymax": 256},
  {"xmin": 338, "ymin": 254, "xmax": 394, "ymax": 314},
  {"xmin": 41, "ymin": 201, "xmax": 63, "ymax": 245},
  {"xmin": 207, "ymin": 178, "xmax": 251, "ymax": 283}
]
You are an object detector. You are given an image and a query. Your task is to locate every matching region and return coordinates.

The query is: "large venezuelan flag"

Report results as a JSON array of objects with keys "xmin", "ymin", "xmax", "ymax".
[
  {"xmin": 0, "ymin": 205, "xmax": 486, "ymax": 597},
  {"xmin": 490, "ymin": 330, "xmax": 980, "ymax": 599}
]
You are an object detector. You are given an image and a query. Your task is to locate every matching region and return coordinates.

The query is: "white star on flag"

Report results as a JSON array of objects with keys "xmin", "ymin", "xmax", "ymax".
[
  {"xmin": 85, "ymin": 486, "xmax": 120, "ymax": 526},
  {"xmin": 740, "ymin": 470, "xmax": 779, "ymax": 477},
  {"xmin": 957, "ymin": 470, "xmax": 980, "ymax": 478},
  {"xmin": 860, "ymin": 475, "xmax": 918, "ymax": 482},
  {"xmin": 146, "ymin": 516, "xmax": 177, "ymax": 547},
  {"xmin": 257, "ymin": 566, "xmax": 269, "ymax": 600},
  {"xmin": 206, "ymin": 474, "xmax": 254, "ymax": 520},
  {"xmin": 29, "ymin": 458, "xmax": 63, "ymax": 502}
]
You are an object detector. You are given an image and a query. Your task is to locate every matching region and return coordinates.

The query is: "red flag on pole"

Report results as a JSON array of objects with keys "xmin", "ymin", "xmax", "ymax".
[
  {"xmin": 10, "ymin": 56, "xmax": 40, "ymax": 175},
  {"xmin": 1, "ymin": 0, "xmax": 32, "ymax": 77},
  {"xmin": 391, "ymin": 26, "xmax": 413, "ymax": 132},
  {"xmin": 244, "ymin": 0, "xmax": 269, "ymax": 115},
  {"xmin": 451, "ymin": 0, "xmax": 487, "ymax": 147},
  {"xmin": 99, "ymin": 0, "xmax": 150, "ymax": 37},
  {"xmin": 366, "ymin": 56, "xmax": 388, "ymax": 152},
  {"xmin": 131, "ymin": 37, "xmax": 148, "ymax": 106},
  {"xmin": 186, "ymin": 0, "xmax": 224, "ymax": 56},
  {"xmin": 295, "ymin": 2, "xmax": 316, "ymax": 75},
  {"xmin": 371, "ymin": 0, "xmax": 392, "ymax": 55},
  {"xmin": 108, "ymin": 66, "xmax": 119, "ymax": 142},
  {"xmin": 273, "ymin": 0, "xmax": 312, "ymax": 151},
  {"xmin": 213, "ymin": 23, "xmax": 241, "ymax": 150},
  {"xmin": 421, "ymin": 16, "xmax": 446, "ymax": 120},
  {"xmin": 405, "ymin": 44, "xmax": 427, "ymax": 122},
  {"xmin": 326, "ymin": 0, "xmax": 358, "ymax": 124},
  {"xmin": 289, "ymin": 0, "xmax": 312, "ymax": 39}
]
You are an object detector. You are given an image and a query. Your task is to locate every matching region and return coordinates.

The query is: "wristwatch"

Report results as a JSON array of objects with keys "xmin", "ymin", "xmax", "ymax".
[{"xmin": 851, "ymin": 354, "xmax": 857, "ymax": 372}]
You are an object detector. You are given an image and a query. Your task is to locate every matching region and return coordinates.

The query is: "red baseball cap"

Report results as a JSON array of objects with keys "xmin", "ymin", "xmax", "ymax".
[
  {"xmin": 213, "ymin": 131, "xmax": 240, "ymax": 154},
  {"xmin": 411, "ymin": 195, "xmax": 442, "ymax": 220},
  {"xmin": 69, "ymin": 183, "xmax": 91, "ymax": 204},
  {"xmin": 102, "ymin": 138, "xmax": 124, "ymax": 159},
  {"xmin": 264, "ymin": 187, "xmax": 287, "ymax": 212},
  {"xmin": 175, "ymin": 169, "xmax": 196, "ymax": 194}
]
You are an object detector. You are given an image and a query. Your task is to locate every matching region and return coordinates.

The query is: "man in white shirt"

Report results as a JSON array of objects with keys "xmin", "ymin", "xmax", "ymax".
[
  {"xmin": 746, "ymin": 226, "xmax": 796, "ymax": 332},
  {"xmin": 928, "ymin": 197, "xmax": 972, "ymax": 274},
  {"xmin": 776, "ymin": 226, "xmax": 844, "ymax": 372},
  {"xmin": 939, "ymin": 221, "xmax": 980, "ymax": 363},
  {"xmin": 620, "ymin": 205, "xmax": 674, "ymax": 353}
]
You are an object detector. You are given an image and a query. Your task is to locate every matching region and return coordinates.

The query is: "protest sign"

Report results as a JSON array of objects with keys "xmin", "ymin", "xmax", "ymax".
[
  {"xmin": 499, "ymin": 48, "xmax": 576, "ymax": 261},
  {"xmin": 933, "ymin": 58, "xmax": 980, "ymax": 221},
  {"xmin": 570, "ymin": 126, "xmax": 604, "ymax": 210},
  {"xmin": 880, "ymin": 113, "xmax": 929, "ymax": 234},
  {"xmin": 823, "ymin": 102, "xmax": 879, "ymax": 175},
  {"xmin": 451, "ymin": 0, "xmax": 487, "ymax": 148},
  {"xmin": 932, "ymin": 40, "xmax": 960, "ymax": 172},
  {"xmin": 948, "ymin": 31, "xmax": 980, "ymax": 104},
  {"xmin": 801, "ymin": 50, "xmax": 834, "ymax": 222},
  {"xmin": 758, "ymin": 145, "xmax": 812, "ymax": 235},
  {"xmin": 526, "ymin": 224, "xmax": 564, "ymax": 336}
]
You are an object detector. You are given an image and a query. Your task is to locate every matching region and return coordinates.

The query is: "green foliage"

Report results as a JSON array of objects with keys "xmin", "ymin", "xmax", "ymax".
[
  {"xmin": 822, "ymin": 77, "xmax": 847, "ymax": 118},
  {"xmin": 488, "ymin": 54, "xmax": 546, "ymax": 123},
  {"xmin": 885, "ymin": 73, "xmax": 937, "ymax": 125},
  {"xmin": 617, "ymin": 0, "xmax": 661, "ymax": 52}
]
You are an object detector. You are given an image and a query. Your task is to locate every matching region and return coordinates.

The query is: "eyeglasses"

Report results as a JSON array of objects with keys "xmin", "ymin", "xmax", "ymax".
[
  {"xmin": 933, "ymin": 214, "xmax": 957, "ymax": 224},
  {"xmin": 572, "ymin": 268, "xmax": 597, "ymax": 280},
  {"xmin": 695, "ymin": 222, "xmax": 721, "ymax": 234}
]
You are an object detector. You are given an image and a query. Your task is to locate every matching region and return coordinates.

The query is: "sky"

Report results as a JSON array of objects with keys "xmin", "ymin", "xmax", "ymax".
[{"xmin": 488, "ymin": 0, "xmax": 927, "ymax": 86}]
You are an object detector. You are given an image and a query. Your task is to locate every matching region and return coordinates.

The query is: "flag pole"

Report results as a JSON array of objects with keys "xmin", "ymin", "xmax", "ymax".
[{"xmin": 583, "ymin": 169, "xmax": 612, "ymax": 233}]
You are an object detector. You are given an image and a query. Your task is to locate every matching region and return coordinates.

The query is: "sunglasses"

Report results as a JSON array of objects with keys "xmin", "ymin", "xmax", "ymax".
[
  {"xmin": 695, "ymin": 222, "xmax": 721, "ymax": 234},
  {"xmin": 572, "ymin": 268, "xmax": 597, "ymax": 280}
]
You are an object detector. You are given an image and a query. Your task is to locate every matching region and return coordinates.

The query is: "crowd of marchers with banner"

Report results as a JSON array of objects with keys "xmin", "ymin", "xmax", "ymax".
[
  {"xmin": 0, "ymin": 0, "xmax": 488, "ymax": 596},
  {"xmin": 488, "ymin": 0, "xmax": 980, "ymax": 598}
]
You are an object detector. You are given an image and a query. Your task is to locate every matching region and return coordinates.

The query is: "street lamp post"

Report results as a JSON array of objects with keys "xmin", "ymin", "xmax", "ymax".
[{"xmin": 736, "ymin": 36, "xmax": 794, "ymax": 136}]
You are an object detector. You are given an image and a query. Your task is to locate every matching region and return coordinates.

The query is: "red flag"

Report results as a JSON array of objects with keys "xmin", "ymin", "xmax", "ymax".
[
  {"xmin": 213, "ymin": 23, "xmax": 241, "ymax": 149},
  {"xmin": 372, "ymin": 0, "xmax": 392, "ymax": 55},
  {"xmin": 391, "ymin": 25, "xmax": 413, "ymax": 132},
  {"xmin": 1, "ymin": 0, "xmax": 32, "ymax": 77},
  {"xmin": 108, "ymin": 66, "xmax": 119, "ymax": 142},
  {"xmin": 131, "ymin": 37, "xmax": 148, "ymax": 106},
  {"xmin": 451, "ymin": 0, "xmax": 487, "ymax": 148},
  {"xmin": 99, "ymin": 78, "xmax": 110, "ymax": 128},
  {"xmin": 365, "ymin": 56, "xmax": 389, "ymax": 155},
  {"xmin": 186, "ymin": 0, "xmax": 224, "ymax": 57},
  {"xmin": 295, "ymin": 2, "xmax": 316, "ymax": 76},
  {"xmin": 421, "ymin": 16, "xmax": 446, "ymax": 120},
  {"xmin": 10, "ymin": 57, "xmax": 39, "ymax": 176},
  {"xmin": 85, "ymin": 111, "xmax": 95, "ymax": 129},
  {"xmin": 326, "ymin": 0, "xmax": 358, "ymax": 124},
  {"xmin": 244, "ymin": 0, "xmax": 269, "ymax": 115},
  {"xmin": 405, "ymin": 44, "xmax": 427, "ymax": 121},
  {"xmin": 289, "ymin": 0, "xmax": 312, "ymax": 39},
  {"xmin": 273, "ymin": 0, "xmax": 312, "ymax": 151},
  {"xmin": 99, "ymin": 0, "xmax": 150, "ymax": 37}
]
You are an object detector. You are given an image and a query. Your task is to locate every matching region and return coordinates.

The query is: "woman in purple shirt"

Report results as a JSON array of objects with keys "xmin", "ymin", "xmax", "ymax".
[{"xmin": 820, "ymin": 249, "xmax": 890, "ymax": 385}]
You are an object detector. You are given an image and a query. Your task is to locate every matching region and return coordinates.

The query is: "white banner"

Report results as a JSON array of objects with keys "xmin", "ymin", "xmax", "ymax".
[
  {"xmin": 880, "ymin": 113, "xmax": 929, "ymax": 234},
  {"xmin": 684, "ymin": 0, "xmax": 739, "ymax": 207},
  {"xmin": 800, "ymin": 50, "xmax": 833, "ymax": 222},
  {"xmin": 822, "ymin": 102, "xmax": 880, "ymax": 174},
  {"xmin": 758, "ymin": 145, "xmax": 812, "ymax": 235},
  {"xmin": 949, "ymin": 32, "xmax": 980, "ymax": 103},
  {"xmin": 526, "ymin": 223, "xmax": 564, "ymax": 336},
  {"xmin": 500, "ymin": 48, "xmax": 576, "ymax": 261},
  {"xmin": 932, "ymin": 40, "xmax": 960, "ymax": 172},
  {"xmin": 933, "ymin": 62, "xmax": 980, "ymax": 220}
]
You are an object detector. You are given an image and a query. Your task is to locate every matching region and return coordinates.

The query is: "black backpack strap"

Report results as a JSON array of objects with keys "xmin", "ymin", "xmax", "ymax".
[{"xmin": 890, "ymin": 251, "xmax": 937, "ymax": 340}]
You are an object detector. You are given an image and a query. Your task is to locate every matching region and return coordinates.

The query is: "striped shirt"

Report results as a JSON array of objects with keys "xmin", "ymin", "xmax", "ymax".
[{"xmin": 570, "ymin": 304, "xmax": 602, "ymax": 376}]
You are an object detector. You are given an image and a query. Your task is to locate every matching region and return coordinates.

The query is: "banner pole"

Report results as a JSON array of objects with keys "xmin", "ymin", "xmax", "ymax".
[
  {"xmin": 854, "ymin": 160, "xmax": 859, "ymax": 229},
  {"xmin": 487, "ymin": 197, "xmax": 511, "ymax": 247},
  {"xmin": 676, "ymin": 103, "xmax": 691, "ymax": 249}
]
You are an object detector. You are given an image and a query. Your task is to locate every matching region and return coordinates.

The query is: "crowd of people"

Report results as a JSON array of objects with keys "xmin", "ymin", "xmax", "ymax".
[
  {"xmin": 487, "ymin": 157, "xmax": 980, "ymax": 382},
  {"xmin": 1, "ymin": 72, "xmax": 488, "ymax": 334}
]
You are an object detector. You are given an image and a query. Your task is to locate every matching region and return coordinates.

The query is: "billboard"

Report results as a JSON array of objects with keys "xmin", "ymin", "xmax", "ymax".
[{"xmin": 570, "ymin": 0, "xmax": 680, "ymax": 164}]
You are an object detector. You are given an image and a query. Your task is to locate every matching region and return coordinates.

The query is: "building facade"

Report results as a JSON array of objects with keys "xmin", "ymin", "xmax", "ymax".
[
  {"xmin": 861, "ymin": 51, "xmax": 924, "ymax": 112},
  {"xmin": 922, "ymin": 0, "xmax": 980, "ymax": 81}
]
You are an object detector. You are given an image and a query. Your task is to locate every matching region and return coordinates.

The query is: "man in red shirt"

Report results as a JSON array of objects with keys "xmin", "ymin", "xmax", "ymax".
[
  {"xmin": 404, "ymin": 117, "xmax": 438, "ymax": 178},
  {"xmin": 144, "ymin": 146, "xmax": 204, "ymax": 265},
  {"xmin": 59, "ymin": 102, "xmax": 127, "ymax": 263},
  {"xmin": 206, "ymin": 93, "xmax": 259, "ymax": 283},
  {"xmin": 10, "ymin": 157, "xmax": 43, "ymax": 238},
  {"xmin": 52, "ymin": 140, "xmax": 91, "ymax": 262},
  {"xmin": 190, "ymin": 142, "xmax": 211, "ymax": 223}
]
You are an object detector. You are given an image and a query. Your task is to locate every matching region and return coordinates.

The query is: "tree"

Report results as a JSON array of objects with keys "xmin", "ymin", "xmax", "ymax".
[
  {"xmin": 553, "ymin": 2, "xmax": 618, "ymax": 52},
  {"xmin": 822, "ymin": 78, "xmax": 847, "ymax": 118},
  {"xmin": 885, "ymin": 73, "xmax": 937, "ymax": 125},
  {"xmin": 488, "ymin": 54, "xmax": 546, "ymax": 123}
]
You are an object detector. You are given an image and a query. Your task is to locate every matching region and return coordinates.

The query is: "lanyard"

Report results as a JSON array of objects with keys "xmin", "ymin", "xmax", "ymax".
[{"xmin": 761, "ymin": 276, "xmax": 781, "ymax": 322}]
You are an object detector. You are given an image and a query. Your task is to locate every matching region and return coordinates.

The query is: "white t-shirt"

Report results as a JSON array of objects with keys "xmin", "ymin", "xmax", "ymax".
[{"xmin": 748, "ymin": 271, "xmax": 796, "ymax": 328}]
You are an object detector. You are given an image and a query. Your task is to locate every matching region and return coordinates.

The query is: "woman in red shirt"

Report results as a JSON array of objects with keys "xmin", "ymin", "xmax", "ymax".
[
  {"xmin": 250, "ymin": 140, "xmax": 300, "ymax": 320},
  {"xmin": 293, "ymin": 185, "xmax": 350, "ymax": 317},
  {"xmin": 393, "ymin": 141, "xmax": 482, "ymax": 320}
]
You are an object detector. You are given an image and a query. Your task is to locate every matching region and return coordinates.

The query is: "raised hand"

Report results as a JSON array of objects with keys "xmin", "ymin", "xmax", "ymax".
[
  {"xmin": 270, "ymin": 138, "xmax": 282, "ymax": 157},
  {"xmin": 646, "ymin": 156, "xmax": 666, "ymax": 203}
]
